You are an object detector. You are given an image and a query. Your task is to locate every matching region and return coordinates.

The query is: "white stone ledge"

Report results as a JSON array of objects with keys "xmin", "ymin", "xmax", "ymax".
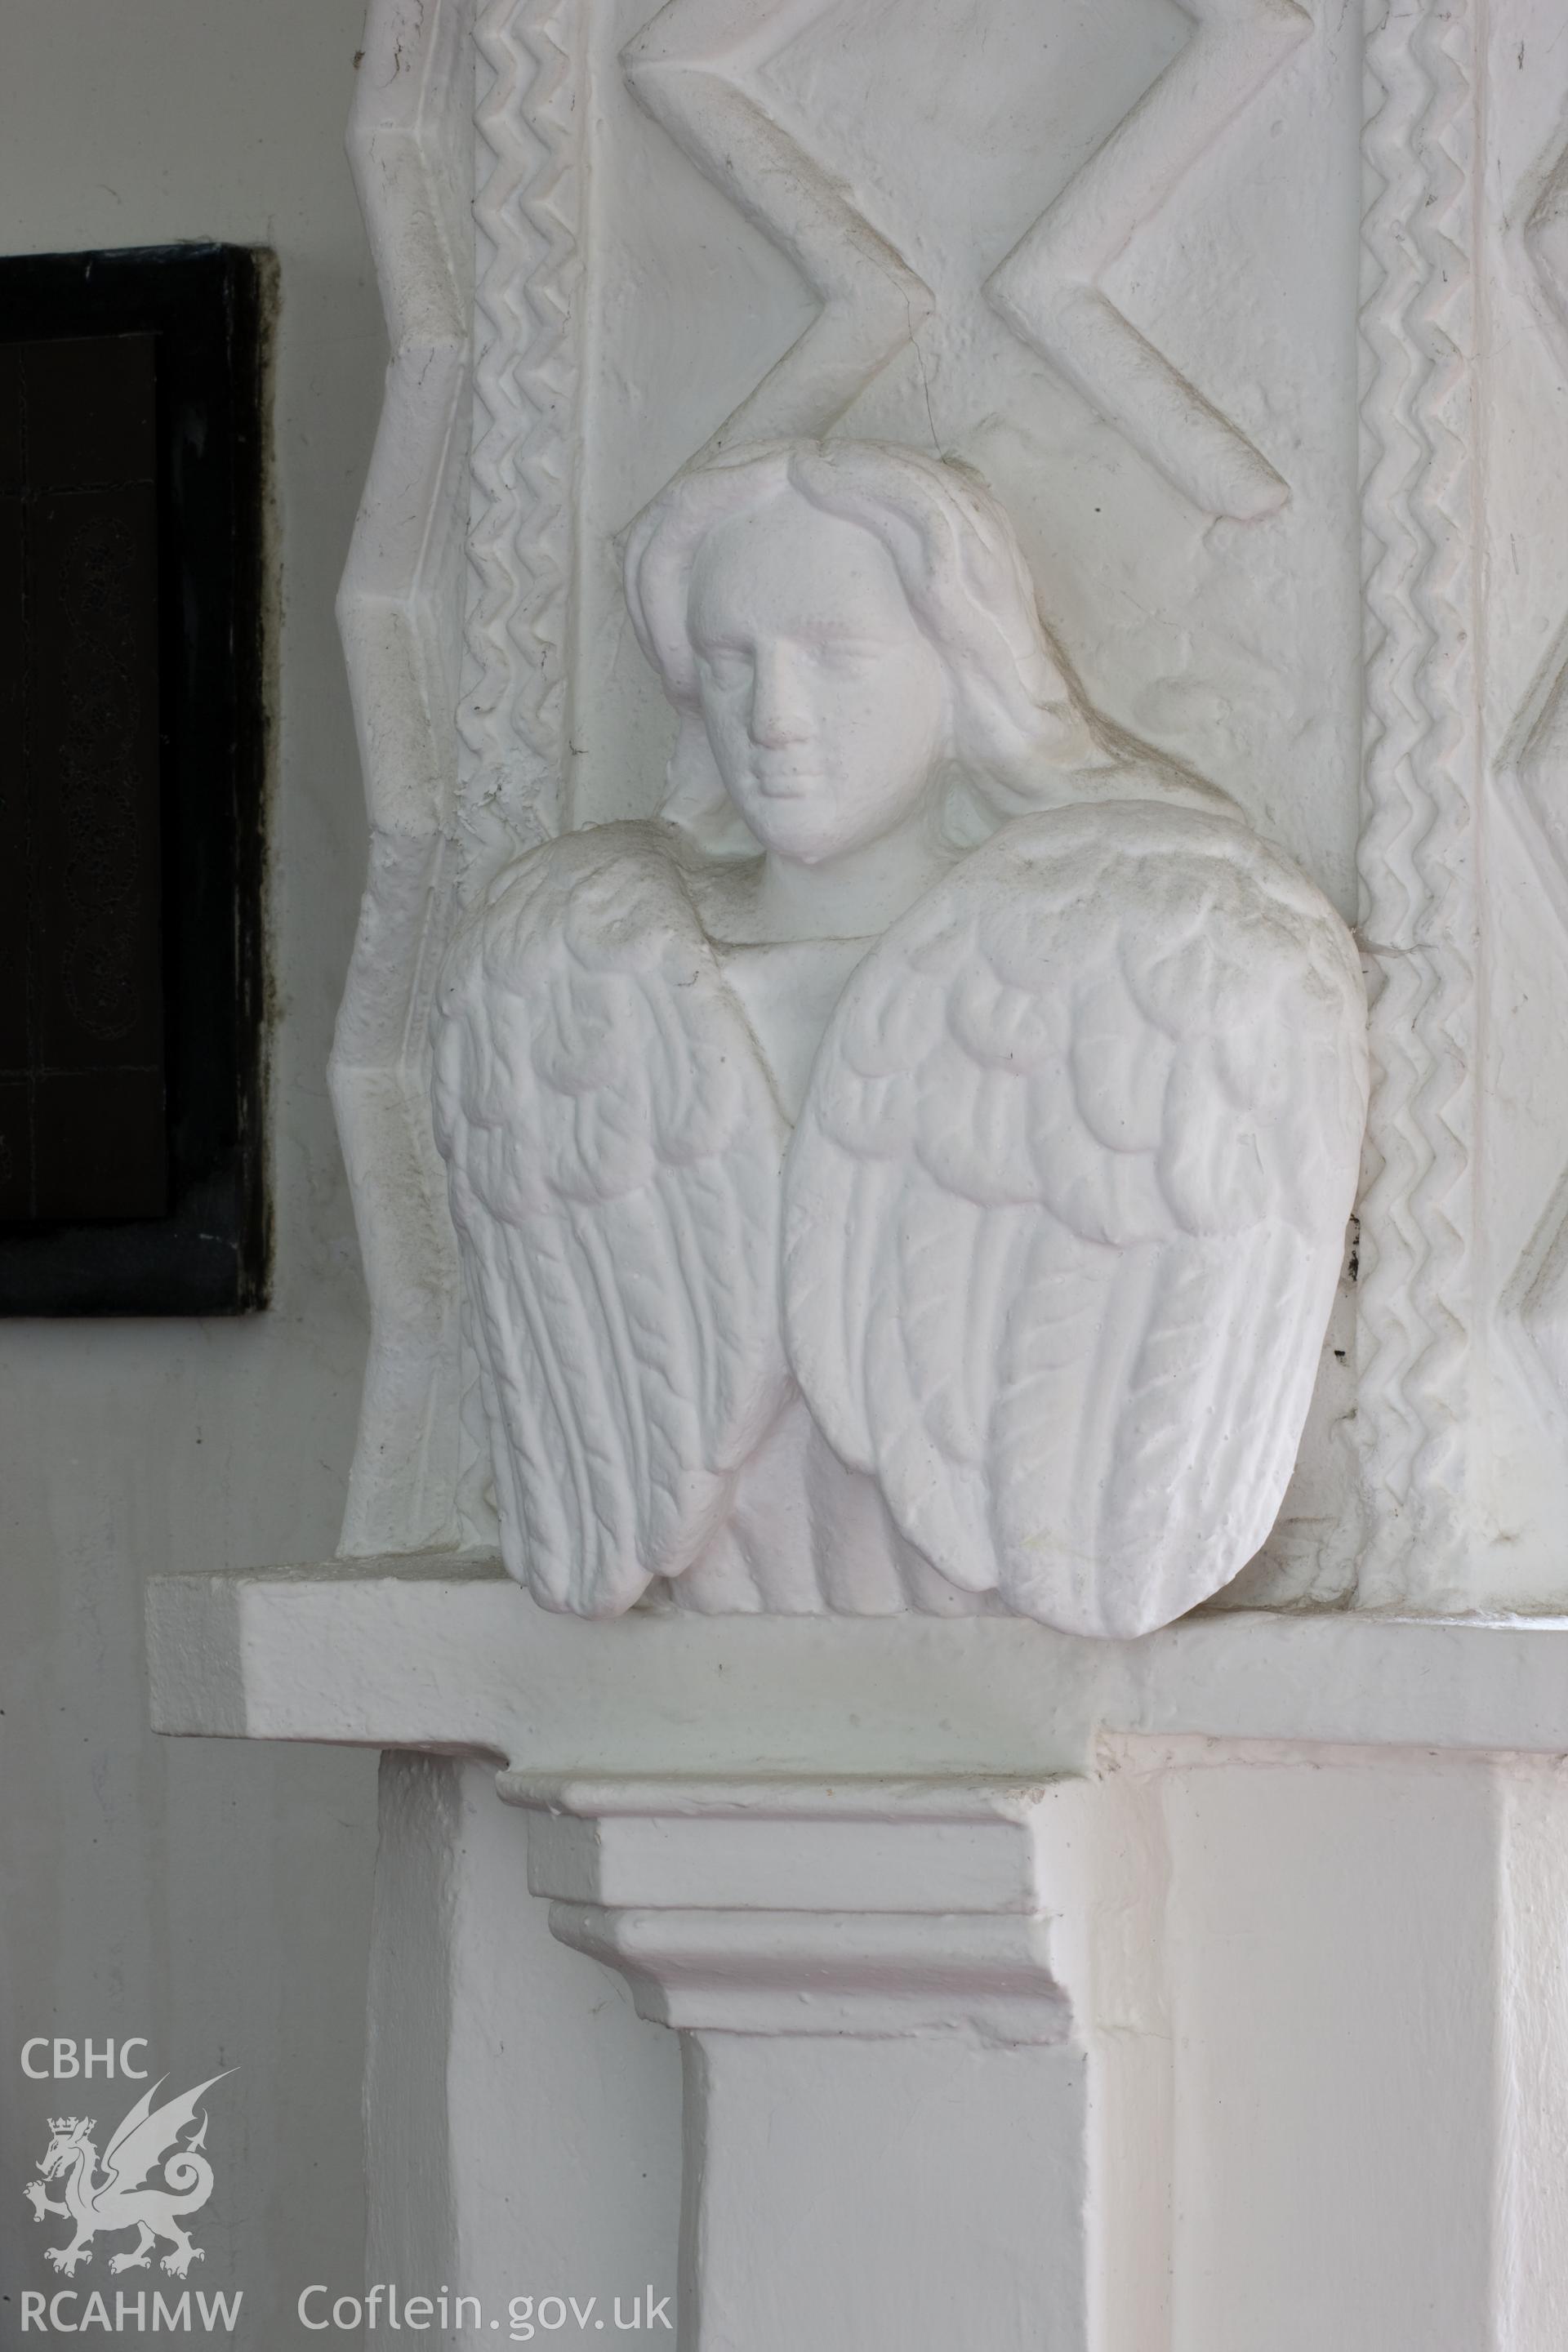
[{"xmin": 146, "ymin": 1558, "xmax": 1568, "ymax": 1771}]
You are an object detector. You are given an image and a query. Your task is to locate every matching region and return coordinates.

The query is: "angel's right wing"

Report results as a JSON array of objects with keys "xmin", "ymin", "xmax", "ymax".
[{"xmin": 431, "ymin": 825, "xmax": 791, "ymax": 1615}]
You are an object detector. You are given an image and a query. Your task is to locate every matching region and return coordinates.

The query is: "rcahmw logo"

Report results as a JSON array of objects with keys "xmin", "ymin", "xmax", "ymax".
[{"xmin": 18, "ymin": 2048, "xmax": 240, "ymax": 2333}]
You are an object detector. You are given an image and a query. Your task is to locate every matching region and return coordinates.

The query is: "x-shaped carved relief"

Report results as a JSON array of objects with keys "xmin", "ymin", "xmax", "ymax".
[{"xmin": 626, "ymin": 0, "xmax": 1308, "ymax": 519}]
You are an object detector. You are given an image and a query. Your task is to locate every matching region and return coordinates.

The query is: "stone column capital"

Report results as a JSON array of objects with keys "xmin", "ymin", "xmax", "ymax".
[
  {"xmin": 501, "ymin": 1772, "xmax": 1087, "ymax": 2043},
  {"xmin": 502, "ymin": 1771, "xmax": 1100, "ymax": 2350}
]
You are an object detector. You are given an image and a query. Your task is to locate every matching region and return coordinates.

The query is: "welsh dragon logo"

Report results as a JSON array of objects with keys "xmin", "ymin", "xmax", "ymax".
[{"xmin": 24, "ymin": 2074, "xmax": 232, "ymax": 2278}]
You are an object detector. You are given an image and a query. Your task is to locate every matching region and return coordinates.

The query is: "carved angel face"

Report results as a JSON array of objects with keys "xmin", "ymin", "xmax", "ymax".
[{"xmin": 687, "ymin": 490, "xmax": 948, "ymax": 868}]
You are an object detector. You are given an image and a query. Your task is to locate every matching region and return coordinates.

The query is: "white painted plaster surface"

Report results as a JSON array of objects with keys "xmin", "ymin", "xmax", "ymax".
[
  {"xmin": 344, "ymin": 1734, "xmax": 1568, "ymax": 2346},
  {"xmin": 109, "ymin": 0, "xmax": 1568, "ymax": 2341},
  {"xmin": 684, "ymin": 2033, "xmax": 1087, "ymax": 2351},
  {"xmin": 1152, "ymin": 1747, "xmax": 1499, "ymax": 2352},
  {"xmin": 149, "ymin": 1563, "xmax": 1568, "ymax": 1771},
  {"xmin": 366, "ymin": 1758, "xmax": 680, "ymax": 2352},
  {"xmin": 0, "ymin": 8, "xmax": 381, "ymax": 2339}
]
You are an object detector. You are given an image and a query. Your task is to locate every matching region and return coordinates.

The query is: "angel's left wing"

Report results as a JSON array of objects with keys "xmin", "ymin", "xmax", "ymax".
[
  {"xmin": 783, "ymin": 802, "xmax": 1367, "ymax": 1637},
  {"xmin": 96, "ymin": 2075, "xmax": 231, "ymax": 2202}
]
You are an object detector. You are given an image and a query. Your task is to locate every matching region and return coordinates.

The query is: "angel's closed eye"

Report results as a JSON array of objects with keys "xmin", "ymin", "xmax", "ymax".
[{"xmin": 697, "ymin": 646, "xmax": 753, "ymax": 688}]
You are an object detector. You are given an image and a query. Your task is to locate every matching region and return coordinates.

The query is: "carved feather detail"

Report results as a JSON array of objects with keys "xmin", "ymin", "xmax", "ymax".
[
  {"xmin": 437, "ymin": 801, "xmax": 1364, "ymax": 1632},
  {"xmin": 431, "ymin": 824, "xmax": 791, "ymax": 1614},
  {"xmin": 784, "ymin": 802, "xmax": 1368, "ymax": 1635}
]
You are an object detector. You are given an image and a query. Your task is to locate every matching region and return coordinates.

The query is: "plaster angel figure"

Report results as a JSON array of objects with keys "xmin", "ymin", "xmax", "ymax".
[{"xmin": 432, "ymin": 441, "xmax": 1367, "ymax": 1637}]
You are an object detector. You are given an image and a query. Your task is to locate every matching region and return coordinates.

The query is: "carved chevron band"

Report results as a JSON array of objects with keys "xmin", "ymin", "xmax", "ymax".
[
  {"xmin": 463, "ymin": 0, "xmax": 585, "ymax": 863},
  {"xmin": 1355, "ymin": 0, "xmax": 1478, "ymax": 1603}
]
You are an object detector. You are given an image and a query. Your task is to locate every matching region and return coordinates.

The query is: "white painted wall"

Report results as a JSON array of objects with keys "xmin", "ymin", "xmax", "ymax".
[
  {"xmin": 0, "ymin": 7, "xmax": 382, "ymax": 2340},
  {"xmin": 364, "ymin": 1758, "xmax": 681, "ymax": 2352}
]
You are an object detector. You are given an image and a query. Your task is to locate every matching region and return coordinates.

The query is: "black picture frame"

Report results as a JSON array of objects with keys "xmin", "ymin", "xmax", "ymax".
[{"xmin": 0, "ymin": 243, "xmax": 271, "ymax": 1314}]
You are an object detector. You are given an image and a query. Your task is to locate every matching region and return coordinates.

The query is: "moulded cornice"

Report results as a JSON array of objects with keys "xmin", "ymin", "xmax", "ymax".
[{"xmin": 506, "ymin": 1774, "xmax": 1082, "ymax": 2040}]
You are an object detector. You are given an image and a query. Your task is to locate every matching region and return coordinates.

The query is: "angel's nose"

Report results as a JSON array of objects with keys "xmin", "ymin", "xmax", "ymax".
[{"xmin": 748, "ymin": 646, "xmax": 811, "ymax": 747}]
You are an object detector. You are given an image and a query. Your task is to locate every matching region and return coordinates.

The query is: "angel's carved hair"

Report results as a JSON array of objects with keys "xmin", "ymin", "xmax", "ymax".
[{"xmin": 624, "ymin": 439, "xmax": 1152, "ymax": 859}]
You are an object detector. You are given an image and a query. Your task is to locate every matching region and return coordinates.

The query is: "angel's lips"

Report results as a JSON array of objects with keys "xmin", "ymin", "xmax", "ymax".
[{"xmin": 751, "ymin": 767, "xmax": 822, "ymax": 799}]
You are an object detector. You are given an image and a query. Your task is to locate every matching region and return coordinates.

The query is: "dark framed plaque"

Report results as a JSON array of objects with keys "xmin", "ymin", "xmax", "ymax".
[{"xmin": 0, "ymin": 243, "xmax": 270, "ymax": 1312}]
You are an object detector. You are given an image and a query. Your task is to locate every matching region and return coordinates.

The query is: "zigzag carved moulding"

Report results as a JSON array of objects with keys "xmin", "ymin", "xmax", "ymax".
[
  {"xmin": 1353, "ymin": 0, "xmax": 1479, "ymax": 1605},
  {"xmin": 460, "ymin": 0, "xmax": 586, "ymax": 877}
]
